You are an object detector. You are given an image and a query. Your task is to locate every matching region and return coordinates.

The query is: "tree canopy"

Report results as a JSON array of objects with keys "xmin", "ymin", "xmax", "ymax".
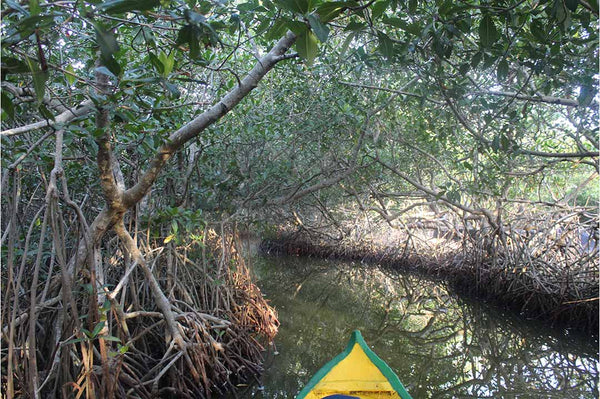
[{"xmin": 3, "ymin": 0, "xmax": 597, "ymax": 222}]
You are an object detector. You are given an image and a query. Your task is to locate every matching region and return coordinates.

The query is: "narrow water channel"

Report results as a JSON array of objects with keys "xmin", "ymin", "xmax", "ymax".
[{"xmin": 239, "ymin": 255, "xmax": 598, "ymax": 398}]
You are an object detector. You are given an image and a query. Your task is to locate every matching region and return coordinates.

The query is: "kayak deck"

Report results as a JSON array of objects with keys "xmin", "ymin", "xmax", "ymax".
[{"xmin": 296, "ymin": 331, "xmax": 412, "ymax": 399}]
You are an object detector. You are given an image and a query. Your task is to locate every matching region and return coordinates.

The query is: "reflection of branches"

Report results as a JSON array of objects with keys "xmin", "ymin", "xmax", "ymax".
[
  {"xmin": 370, "ymin": 268, "xmax": 598, "ymax": 398},
  {"xmin": 256, "ymin": 255, "xmax": 597, "ymax": 398}
]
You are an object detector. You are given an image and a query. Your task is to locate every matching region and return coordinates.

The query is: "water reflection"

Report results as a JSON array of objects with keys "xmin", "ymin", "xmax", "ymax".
[{"xmin": 241, "ymin": 255, "xmax": 598, "ymax": 398}]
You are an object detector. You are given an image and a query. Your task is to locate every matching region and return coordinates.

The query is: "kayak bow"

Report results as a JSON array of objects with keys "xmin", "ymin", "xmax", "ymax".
[{"xmin": 296, "ymin": 330, "xmax": 412, "ymax": 399}]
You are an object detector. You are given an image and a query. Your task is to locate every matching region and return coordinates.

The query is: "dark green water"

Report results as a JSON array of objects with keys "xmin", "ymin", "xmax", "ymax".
[{"xmin": 238, "ymin": 255, "xmax": 598, "ymax": 398}]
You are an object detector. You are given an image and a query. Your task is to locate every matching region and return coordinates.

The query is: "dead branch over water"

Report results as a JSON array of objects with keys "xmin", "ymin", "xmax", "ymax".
[
  {"xmin": 264, "ymin": 207, "xmax": 599, "ymax": 335},
  {"xmin": 1, "ymin": 167, "xmax": 278, "ymax": 398}
]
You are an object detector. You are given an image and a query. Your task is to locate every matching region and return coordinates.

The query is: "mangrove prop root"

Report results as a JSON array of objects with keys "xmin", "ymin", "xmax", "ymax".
[{"xmin": 2, "ymin": 199, "xmax": 278, "ymax": 398}]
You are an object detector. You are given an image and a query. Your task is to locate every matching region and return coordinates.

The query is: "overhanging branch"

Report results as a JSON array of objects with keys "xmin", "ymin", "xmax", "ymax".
[
  {"xmin": 0, "ymin": 100, "xmax": 93, "ymax": 136},
  {"xmin": 474, "ymin": 90, "xmax": 581, "ymax": 107},
  {"xmin": 338, "ymin": 80, "xmax": 444, "ymax": 105},
  {"xmin": 122, "ymin": 32, "xmax": 297, "ymax": 207},
  {"xmin": 519, "ymin": 149, "xmax": 599, "ymax": 158},
  {"xmin": 373, "ymin": 156, "xmax": 499, "ymax": 230}
]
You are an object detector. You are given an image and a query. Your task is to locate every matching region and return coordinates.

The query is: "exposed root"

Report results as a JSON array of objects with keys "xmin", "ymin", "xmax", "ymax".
[{"xmin": 2, "ymin": 217, "xmax": 278, "ymax": 397}]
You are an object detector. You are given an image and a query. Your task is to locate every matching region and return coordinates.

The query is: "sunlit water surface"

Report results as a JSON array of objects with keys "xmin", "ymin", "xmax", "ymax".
[{"xmin": 234, "ymin": 255, "xmax": 598, "ymax": 398}]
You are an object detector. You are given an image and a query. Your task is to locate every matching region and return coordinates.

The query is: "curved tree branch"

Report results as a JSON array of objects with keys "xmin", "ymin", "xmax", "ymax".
[
  {"xmin": 373, "ymin": 156, "xmax": 499, "ymax": 230},
  {"xmin": 123, "ymin": 32, "xmax": 297, "ymax": 207}
]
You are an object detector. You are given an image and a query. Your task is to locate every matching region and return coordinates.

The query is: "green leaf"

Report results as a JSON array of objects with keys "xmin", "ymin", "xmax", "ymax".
[
  {"xmin": 491, "ymin": 135, "xmax": 500, "ymax": 152},
  {"xmin": 255, "ymin": 18, "xmax": 272, "ymax": 36},
  {"xmin": 377, "ymin": 31, "xmax": 394, "ymax": 60},
  {"xmin": 530, "ymin": 20, "xmax": 546, "ymax": 42},
  {"xmin": 308, "ymin": 13, "xmax": 329, "ymax": 42},
  {"xmin": 158, "ymin": 52, "xmax": 175, "ymax": 76},
  {"xmin": 1, "ymin": 92, "xmax": 15, "ymax": 120},
  {"xmin": 316, "ymin": 1, "xmax": 356, "ymax": 22},
  {"xmin": 101, "ymin": 0, "xmax": 161, "ymax": 14},
  {"xmin": 149, "ymin": 52, "xmax": 164, "ymax": 75},
  {"xmin": 447, "ymin": 190, "xmax": 460, "ymax": 204},
  {"xmin": 496, "ymin": 58, "xmax": 509, "ymax": 81},
  {"xmin": 383, "ymin": 17, "xmax": 421, "ymax": 35},
  {"xmin": 382, "ymin": 16, "xmax": 405, "ymax": 28},
  {"xmin": 344, "ymin": 20, "xmax": 366, "ymax": 31},
  {"xmin": 433, "ymin": 35, "xmax": 452, "ymax": 58},
  {"xmin": 101, "ymin": 335, "xmax": 122, "ymax": 342},
  {"xmin": 88, "ymin": 321, "xmax": 106, "ymax": 338},
  {"xmin": 338, "ymin": 31, "xmax": 356, "ymax": 59},
  {"xmin": 1, "ymin": 57, "xmax": 29, "ymax": 79},
  {"xmin": 95, "ymin": 25, "xmax": 120, "ymax": 58},
  {"xmin": 500, "ymin": 134, "xmax": 510, "ymax": 151},
  {"xmin": 371, "ymin": 0, "xmax": 389, "ymax": 19},
  {"xmin": 91, "ymin": 321, "xmax": 104, "ymax": 338},
  {"xmin": 295, "ymin": 29, "xmax": 318, "ymax": 65},
  {"xmin": 265, "ymin": 18, "xmax": 289, "ymax": 40},
  {"xmin": 176, "ymin": 24, "xmax": 191, "ymax": 46},
  {"xmin": 408, "ymin": 0, "xmax": 417, "ymax": 13},
  {"xmin": 286, "ymin": 21, "xmax": 308, "ymax": 35},
  {"xmin": 275, "ymin": 0, "xmax": 311, "ymax": 14},
  {"xmin": 101, "ymin": 298, "xmax": 111, "ymax": 313},
  {"xmin": 65, "ymin": 64, "xmax": 77, "ymax": 85},
  {"xmin": 12, "ymin": 14, "xmax": 60, "ymax": 41},
  {"xmin": 551, "ymin": 0, "xmax": 567, "ymax": 23},
  {"xmin": 176, "ymin": 25, "xmax": 201, "ymax": 59},
  {"xmin": 64, "ymin": 337, "xmax": 87, "ymax": 345},
  {"xmin": 5, "ymin": 0, "xmax": 29, "ymax": 15},
  {"xmin": 482, "ymin": 53, "xmax": 497, "ymax": 68},
  {"xmin": 133, "ymin": 26, "xmax": 156, "ymax": 47},
  {"xmin": 103, "ymin": 57, "xmax": 122, "ymax": 77},
  {"xmin": 24, "ymin": 56, "xmax": 48, "ymax": 103},
  {"xmin": 405, "ymin": 22, "xmax": 423, "ymax": 36},
  {"xmin": 479, "ymin": 14, "xmax": 499, "ymax": 48},
  {"xmin": 29, "ymin": 0, "xmax": 41, "ymax": 16},
  {"xmin": 38, "ymin": 103, "xmax": 54, "ymax": 120},
  {"xmin": 565, "ymin": 0, "xmax": 578, "ymax": 11},
  {"xmin": 456, "ymin": 17, "xmax": 472, "ymax": 33}
]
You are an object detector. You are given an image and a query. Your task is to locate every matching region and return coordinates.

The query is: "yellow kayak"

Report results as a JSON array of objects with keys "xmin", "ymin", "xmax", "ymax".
[{"xmin": 296, "ymin": 330, "xmax": 412, "ymax": 399}]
